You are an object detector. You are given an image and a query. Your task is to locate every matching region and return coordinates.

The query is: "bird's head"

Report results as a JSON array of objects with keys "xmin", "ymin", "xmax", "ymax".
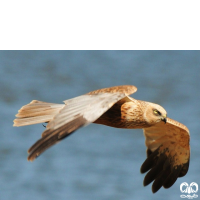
[{"xmin": 144, "ymin": 103, "xmax": 167, "ymax": 125}]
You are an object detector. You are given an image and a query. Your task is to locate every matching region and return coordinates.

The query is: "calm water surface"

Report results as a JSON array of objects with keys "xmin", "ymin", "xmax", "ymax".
[{"xmin": 0, "ymin": 51, "xmax": 199, "ymax": 200}]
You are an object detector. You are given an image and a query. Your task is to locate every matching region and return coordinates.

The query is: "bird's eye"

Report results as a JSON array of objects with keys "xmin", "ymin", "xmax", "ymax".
[
  {"xmin": 154, "ymin": 110, "xmax": 158, "ymax": 114},
  {"xmin": 153, "ymin": 110, "xmax": 161, "ymax": 115}
]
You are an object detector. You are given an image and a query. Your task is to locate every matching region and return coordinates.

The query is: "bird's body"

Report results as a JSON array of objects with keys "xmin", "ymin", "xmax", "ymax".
[
  {"xmin": 13, "ymin": 85, "xmax": 190, "ymax": 193},
  {"xmin": 94, "ymin": 98, "xmax": 160, "ymax": 129}
]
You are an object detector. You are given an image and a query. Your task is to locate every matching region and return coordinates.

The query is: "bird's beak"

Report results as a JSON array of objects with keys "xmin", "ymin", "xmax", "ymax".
[{"xmin": 162, "ymin": 117, "xmax": 167, "ymax": 124}]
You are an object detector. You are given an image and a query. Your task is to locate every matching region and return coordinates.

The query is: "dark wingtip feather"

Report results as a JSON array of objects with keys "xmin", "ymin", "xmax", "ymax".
[
  {"xmin": 151, "ymin": 166, "xmax": 171, "ymax": 193},
  {"xmin": 178, "ymin": 160, "xmax": 190, "ymax": 177},
  {"xmin": 27, "ymin": 116, "xmax": 87, "ymax": 161},
  {"xmin": 140, "ymin": 148, "xmax": 159, "ymax": 174},
  {"xmin": 143, "ymin": 154, "xmax": 166, "ymax": 186},
  {"xmin": 163, "ymin": 166, "xmax": 182, "ymax": 188}
]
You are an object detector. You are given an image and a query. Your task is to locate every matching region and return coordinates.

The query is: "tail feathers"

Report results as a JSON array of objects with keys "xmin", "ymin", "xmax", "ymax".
[{"xmin": 13, "ymin": 100, "xmax": 65, "ymax": 127}]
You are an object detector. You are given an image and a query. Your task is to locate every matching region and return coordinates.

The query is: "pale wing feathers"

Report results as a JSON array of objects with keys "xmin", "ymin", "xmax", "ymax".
[
  {"xmin": 27, "ymin": 89, "xmax": 133, "ymax": 161},
  {"xmin": 13, "ymin": 100, "xmax": 65, "ymax": 127},
  {"xmin": 143, "ymin": 118, "xmax": 190, "ymax": 162},
  {"xmin": 141, "ymin": 118, "xmax": 190, "ymax": 193},
  {"xmin": 87, "ymin": 85, "xmax": 137, "ymax": 96},
  {"xmin": 48, "ymin": 93, "xmax": 126, "ymax": 131}
]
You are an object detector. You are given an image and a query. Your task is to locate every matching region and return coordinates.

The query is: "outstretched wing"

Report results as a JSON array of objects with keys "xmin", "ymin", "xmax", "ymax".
[
  {"xmin": 141, "ymin": 118, "xmax": 190, "ymax": 193},
  {"xmin": 28, "ymin": 85, "xmax": 137, "ymax": 161}
]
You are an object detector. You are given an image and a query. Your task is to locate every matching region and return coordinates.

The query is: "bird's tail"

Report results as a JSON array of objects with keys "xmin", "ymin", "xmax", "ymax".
[{"xmin": 13, "ymin": 100, "xmax": 65, "ymax": 127}]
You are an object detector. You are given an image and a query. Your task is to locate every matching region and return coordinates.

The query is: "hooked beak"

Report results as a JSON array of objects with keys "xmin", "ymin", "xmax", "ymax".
[{"xmin": 162, "ymin": 117, "xmax": 167, "ymax": 124}]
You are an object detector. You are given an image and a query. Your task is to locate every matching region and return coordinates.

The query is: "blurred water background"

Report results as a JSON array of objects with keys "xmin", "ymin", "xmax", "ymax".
[{"xmin": 0, "ymin": 51, "xmax": 199, "ymax": 200}]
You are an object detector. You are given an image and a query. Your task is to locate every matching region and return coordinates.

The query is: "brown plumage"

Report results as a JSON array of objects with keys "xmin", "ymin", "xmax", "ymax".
[{"xmin": 13, "ymin": 85, "xmax": 190, "ymax": 193}]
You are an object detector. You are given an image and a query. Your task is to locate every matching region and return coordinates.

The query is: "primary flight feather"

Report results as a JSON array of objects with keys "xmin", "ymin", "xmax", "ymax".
[{"xmin": 13, "ymin": 85, "xmax": 190, "ymax": 193}]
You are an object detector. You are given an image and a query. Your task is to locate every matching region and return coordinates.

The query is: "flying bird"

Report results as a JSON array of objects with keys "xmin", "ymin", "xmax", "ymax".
[{"xmin": 13, "ymin": 85, "xmax": 190, "ymax": 193}]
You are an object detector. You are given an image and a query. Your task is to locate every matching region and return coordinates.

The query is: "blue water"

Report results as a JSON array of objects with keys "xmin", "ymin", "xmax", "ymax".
[{"xmin": 0, "ymin": 51, "xmax": 199, "ymax": 200}]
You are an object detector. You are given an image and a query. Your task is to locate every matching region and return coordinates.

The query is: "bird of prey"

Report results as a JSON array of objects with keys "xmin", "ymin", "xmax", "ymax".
[{"xmin": 13, "ymin": 85, "xmax": 190, "ymax": 193}]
